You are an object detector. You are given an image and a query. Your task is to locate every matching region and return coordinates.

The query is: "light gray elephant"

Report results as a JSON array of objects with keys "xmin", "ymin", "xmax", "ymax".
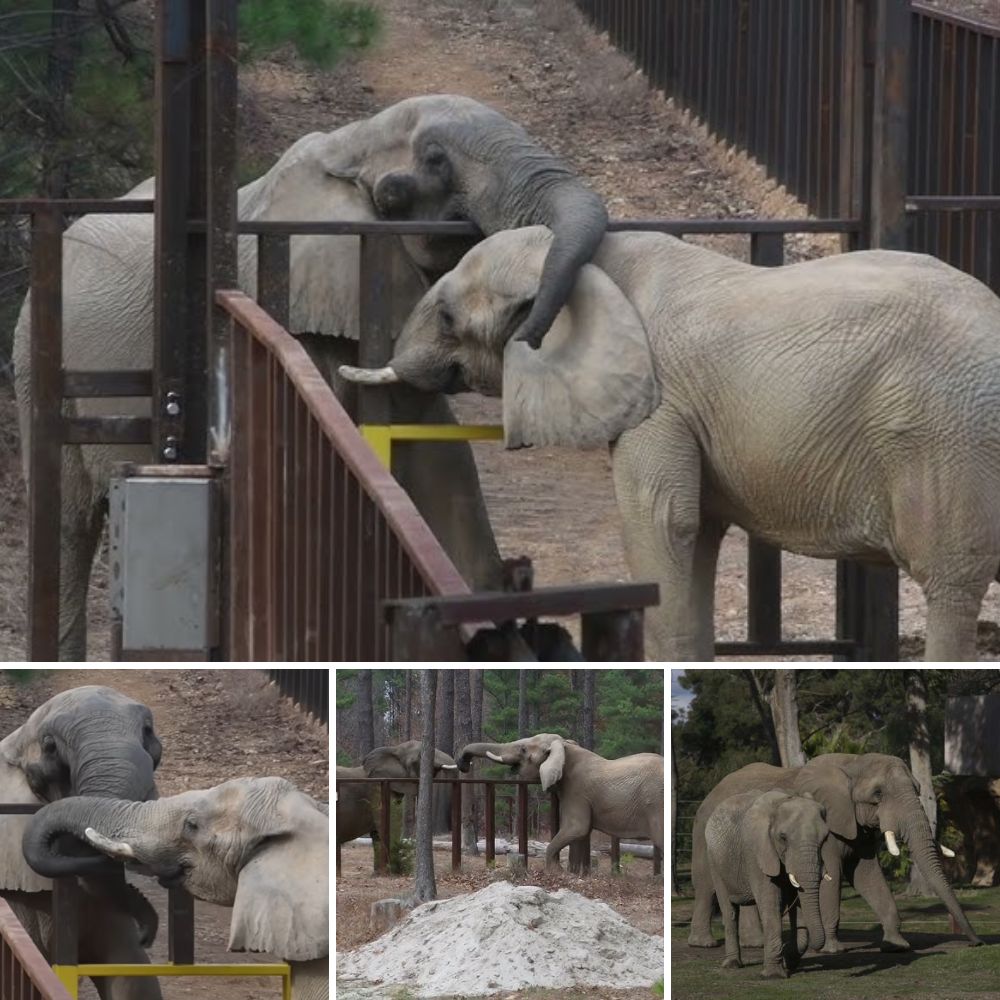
[
  {"xmin": 689, "ymin": 753, "xmax": 981, "ymax": 953},
  {"xmin": 454, "ymin": 733, "xmax": 663, "ymax": 871},
  {"xmin": 0, "ymin": 686, "xmax": 163, "ymax": 1000},
  {"xmin": 340, "ymin": 226, "xmax": 1000, "ymax": 662},
  {"xmin": 706, "ymin": 789, "xmax": 829, "ymax": 978},
  {"xmin": 336, "ymin": 740, "xmax": 458, "ymax": 873},
  {"xmin": 23, "ymin": 776, "xmax": 328, "ymax": 1000},
  {"xmin": 13, "ymin": 94, "xmax": 608, "ymax": 660}
]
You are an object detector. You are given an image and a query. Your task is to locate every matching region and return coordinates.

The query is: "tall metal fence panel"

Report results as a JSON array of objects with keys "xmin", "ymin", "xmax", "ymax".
[
  {"xmin": 269, "ymin": 669, "xmax": 329, "ymax": 726},
  {"xmin": 0, "ymin": 898, "xmax": 73, "ymax": 1000}
]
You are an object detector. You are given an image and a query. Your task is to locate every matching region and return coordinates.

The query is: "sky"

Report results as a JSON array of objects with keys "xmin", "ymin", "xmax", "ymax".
[{"xmin": 671, "ymin": 669, "xmax": 693, "ymax": 716}]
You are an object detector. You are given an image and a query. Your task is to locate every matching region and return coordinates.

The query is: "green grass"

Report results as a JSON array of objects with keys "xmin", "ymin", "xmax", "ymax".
[{"xmin": 671, "ymin": 886, "xmax": 1000, "ymax": 1000}]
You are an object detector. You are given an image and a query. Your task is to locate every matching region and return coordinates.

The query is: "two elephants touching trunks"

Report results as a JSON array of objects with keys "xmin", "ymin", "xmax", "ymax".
[
  {"xmin": 13, "ymin": 94, "xmax": 607, "ymax": 660},
  {"xmin": 0, "ymin": 685, "xmax": 328, "ymax": 1000},
  {"xmin": 690, "ymin": 752, "xmax": 984, "ymax": 977},
  {"xmin": 336, "ymin": 734, "xmax": 664, "ymax": 874}
]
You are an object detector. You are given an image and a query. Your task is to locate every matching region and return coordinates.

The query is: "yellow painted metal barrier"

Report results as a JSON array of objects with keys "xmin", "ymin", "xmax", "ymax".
[
  {"xmin": 53, "ymin": 963, "xmax": 291, "ymax": 1000},
  {"xmin": 360, "ymin": 423, "xmax": 504, "ymax": 468}
]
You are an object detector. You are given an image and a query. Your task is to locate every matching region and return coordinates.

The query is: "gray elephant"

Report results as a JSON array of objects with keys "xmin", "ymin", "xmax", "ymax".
[
  {"xmin": 454, "ymin": 733, "xmax": 663, "ymax": 871},
  {"xmin": 23, "ymin": 776, "xmax": 328, "ymax": 1000},
  {"xmin": 13, "ymin": 94, "xmax": 607, "ymax": 660},
  {"xmin": 339, "ymin": 226, "xmax": 1000, "ymax": 662},
  {"xmin": 706, "ymin": 789, "xmax": 828, "ymax": 978},
  {"xmin": 689, "ymin": 753, "xmax": 982, "ymax": 953},
  {"xmin": 336, "ymin": 740, "xmax": 458, "ymax": 873},
  {"xmin": 0, "ymin": 686, "xmax": 163, "ymax": 1000}
]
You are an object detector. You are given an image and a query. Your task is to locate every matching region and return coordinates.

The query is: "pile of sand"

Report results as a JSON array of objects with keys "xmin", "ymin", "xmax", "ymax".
[{"xmin": 336, "ymin": 881, "xmax": 664, "ymax": 998}]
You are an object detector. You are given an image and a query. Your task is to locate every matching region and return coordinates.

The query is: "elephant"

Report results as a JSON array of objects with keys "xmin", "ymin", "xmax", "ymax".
[
  {"xmin": 688, "ymin": 753, "xmax": 982, "ymax": 953},
  {"xmin": 0, "ymin": 686, "xmax": 163, "ymax": 1000},
  {"xmin": 454, "ymin": 733, "xmax": 663, "ymax": 871},
  {"xmin": 22, "ymin": 776, "xmax": 328, "ymax": 1000},
  {"xmin": 706, "ymin": 789, "xmax": 829, "ymax": 978},
  {"xmin": 338, "ymin": 226, "xmax": 1000, "ymax": 662},
  {"xmin": 13, "ymin": 93, "xmax": 608, "ymax": 660},
  {"xmin": 336, "ymin": 740, "xmax": 458, "ymax": 873}
]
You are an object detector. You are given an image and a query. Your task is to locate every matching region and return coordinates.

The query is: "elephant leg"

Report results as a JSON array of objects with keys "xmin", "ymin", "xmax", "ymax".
[
  {"xmin": 687, "ymin": 824, "xmax": 721, "ymax": 947},
  {"xmin": 59, "ymin": 455, "xmax": 106, "ymax": 662},
  {"xmin": 612, "ymin": 413, "xmax": 706, "ymax": 660},
  {"xmin": 756, "ymin": 881, "xmax": 788, "ymax": 979},
  {"xmin": 81, "ymin": 904, "xmax": 162, "ymax": 1000},
  {"xmin": 851, "ymin": 855, "xmax": 909, "ymax": 951},
  {"xmin": 923, "ymin": 578, "xmax": 989, "ymax": 662},
  {"xmin": 711, "ymin": 876, "xmax": 741, "ymax": 969},
  {"xmin": 819, "ymin": 844, "xmax": 846, "ymax": 952},
  {"xmin": 693, "ymin": 518, "xmax": 727, "ymax": 659},
  {"xmin": 739, "ymin": 905, "xmax": 765, "ymax": 949},
  {"xmin": 545, "ymin": 803, "xmax": 593, "ymax": 871}
]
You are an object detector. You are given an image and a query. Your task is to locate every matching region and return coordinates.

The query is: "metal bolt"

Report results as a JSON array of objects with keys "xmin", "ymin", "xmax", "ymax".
[
  {"xmin": 165, "ymin": 391, "xmax": 181, "ymax": 417},
  {"xmin": 163, "ymin": 437, "xmax": 179, "ymax": 461}
]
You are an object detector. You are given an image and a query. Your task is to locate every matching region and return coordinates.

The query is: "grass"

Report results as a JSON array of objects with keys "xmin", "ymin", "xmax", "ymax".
[{"xmin": 671, "ymin": 886, "xmax": 1000, "ymax": 999}]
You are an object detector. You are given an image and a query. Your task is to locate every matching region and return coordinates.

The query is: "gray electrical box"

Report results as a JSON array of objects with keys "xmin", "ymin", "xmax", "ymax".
[
  {"xmin": 109, "ymin": 468, "xmax": 219, "ymax": 655},
  {"xmin": 945, "ymin": 696, "xmax": 1000, "ymax": 776}
]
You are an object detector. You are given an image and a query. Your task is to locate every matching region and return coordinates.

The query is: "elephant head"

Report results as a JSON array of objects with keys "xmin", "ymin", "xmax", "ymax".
[
  {"xmin": 22, "ymin": 776, "xmax": 328, "ymax": 962},
  {"xmin": 0, "ymin": 685, "xmax": 161, "ymax": 892},
  {"xmin": 749, "ymin": 790, "xmax": 828, "ymax": 953},
  {"xmin": 339, "ymin": 227, "xmax": 659, "ymax": 449},
  {"xmin": 455, "ymin": 733, "xmax": 574, "ymax": 792},
  {"xmin": 321, "ymin": 97, "xmax": 608, "ymax": 347},
  {"xmin": 797, "ymin": 753, "xmax": 982, "ymax": 946},
  {"xmin": 363, "ymin": 739, "xmax": 459, "ymax": 796}
]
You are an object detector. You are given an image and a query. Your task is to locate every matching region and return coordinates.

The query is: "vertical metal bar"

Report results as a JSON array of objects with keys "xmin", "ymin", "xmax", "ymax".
[
  {"xmin": 518, "ymin": 781, "xmax": 528, "ymax": 867},
  {"xmin": 257, "ymin": 233, "xmax": 291, "ymax": 327},
  {"xmin": 51, "ymin": 878, "xmax": 79, "ymax": 965},
  {"xmin": 229, "ymin": 314, "xmax": 249, "ymax": 660},
  {"xmin": 168, "ymin": 887, "xmax": 195, "ymax": 963},
  {"xmin": 451, "ymin": 779, "xmax": 462, "ymax": 871},
  {"xmin": 248, "ymin": 336, "xmax": 269, "ymax": 658},
  {"xmin": 611, "ymin": 836, "xmax": 621, "ymax": 873},
  {"xmin": 581, "ymin": 609, "xmax": 644, "ymax": 660},
  {"xmin": 27, "ymin": 207, "xmax": 63, "ymax": 662},
  {"xmin": 485, "ymin": 782, "xmax": 496, "ymax": 864}
]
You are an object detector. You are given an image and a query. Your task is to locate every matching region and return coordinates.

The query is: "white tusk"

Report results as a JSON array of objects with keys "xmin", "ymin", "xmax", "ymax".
[
  {"xmin": 85, "ymin": 828, "xmax": 135, "ymax": 859},
  {"xmin": 440, "ymin": 764, "xmax": 458, "ymax": 770},
  {"xmin": 788, "ymin": 873, "xmax": 801, "ymax": 889},
  {"xmin": 940, "ymin": 844, "xmax": 956, "ymax": 858},
  {"xmin": 823, "ymin": 873, "xmax": 833, "ymax": 882},
  {"xmin": 338, "ymin": 364, "xmax": 400, "ymax": 385},
  {"xmin": 885, "ymin": 831, "xmax": 900, "ymax": 856},
  {"xmin": 485, "ymin": 751, "xmax": 505, "ymax": 763}
]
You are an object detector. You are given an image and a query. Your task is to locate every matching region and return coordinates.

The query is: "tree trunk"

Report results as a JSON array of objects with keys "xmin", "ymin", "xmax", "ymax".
[
  {"xmin": 454, "ymin": 669, "xmax": 478, "ymax": 855},
  {"xmin": 769, "ymin": 670, "xmax": 806, "ymax": 767},
  {"xmin": 746, "ymin": 672, "xmax": 781, "ymax": 765},
  {"xmin": 518, "ymin": 670, "xmax": 529, "ymax": 738},
  {"xmin": 907, "ymin": 669, "xmax": 938, "ymax": 896},
  {"xmin": 671, "ymin": 737, "xmax": 679, "ymax": 890},
  {"xmin": 357, "ymin": 670, "xmax": 375, "ymax": 757},
  {"xmin": 414, "ymin": 670, "xmax": 438, "ymax": 903},
  {"xmin": 437, "ymin": 670, "xmax": 455, "ymax": 756},
  {"xmin": 582, "ymin": 670, "xmax": 596, "ymax": 750},
  {"xmin": 570, "ymin": 669, "xmax": 583, "ymax": 742},
  {"xmin": 404, "ymin": 671, "xmax": 412, "ymax": 741},
  {"xmin": 470, "ymin": 669, "xmax": 483, "ymax": 741},
  {"xmin": 42, "ymin": 0, "xmax": 83, "ymax": 198}
]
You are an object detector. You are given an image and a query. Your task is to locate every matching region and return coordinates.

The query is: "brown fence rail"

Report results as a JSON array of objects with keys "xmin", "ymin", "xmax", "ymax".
[
  {"xmin": 268, "ymin": 669, "xmax": 329, "ymax": 725},
  {"xmin": 218, "ymin": 289, "xmax": 471, "ymax": 661},
  {"xmin": 0, "ymin": 898, "xmax": 71, "ymax": 1000}
]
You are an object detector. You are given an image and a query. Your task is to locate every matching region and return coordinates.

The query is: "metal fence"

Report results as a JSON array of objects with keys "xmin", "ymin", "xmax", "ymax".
[
  {"xmin": 0, "ymin": 899, "xmax": 72, "ymax": 1000},
  {"xmin": 268, "ymin": 669, "xmax": 329, "ymax": 725}
]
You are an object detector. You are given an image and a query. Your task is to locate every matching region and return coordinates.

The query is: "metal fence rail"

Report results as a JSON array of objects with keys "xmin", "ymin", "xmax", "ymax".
[
  {"xmin": 218, "ymin": 289, "xmax": 471, "ymax": 661},
  {"xmin": 0, "ymin": 899, "xmax": 72, "ymax": 1000},
  {"xmin": 268, "ymin": 669, "xmax": 329, "ymax": 725}
]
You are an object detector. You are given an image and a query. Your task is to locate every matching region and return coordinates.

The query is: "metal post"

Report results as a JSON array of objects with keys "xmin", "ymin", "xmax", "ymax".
[
  {"xmin": 167, "ymin": 887, "xmax": 195, "ymax": 963},
  {"xmin": 611, "ymin": 836, "xmax": 621, "ymax": 874},
  {"xmin": 517, "ymin": 781, "xmax": 528, "ymax": 867},
  {"xmin": 580, "ymin": 609, "xmax": 644, "ymax": 660},
  {"xmin": 27, "ymin": 207, "xmax": 63, "ymax": 661},
  {"xmin": 485, "ymin": 782, "xmax": 496, "ymax": 865},
  {"xmin": 451, "ymin": 779, "xmax": 462, "ymax": 871},
  {"xmin": 378, "ymin": 779, "xmax": 391, "ymax": 874},
  {"xmin": 51, "ymin": 877, "xmax": 78, "ymax": 966}
]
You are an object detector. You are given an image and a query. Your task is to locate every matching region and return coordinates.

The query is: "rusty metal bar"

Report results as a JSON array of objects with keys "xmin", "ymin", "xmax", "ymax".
[
  {"xmin": 0, "ymin": 898, "xmax": 73, "ymax": 1000},
  {"xmin": 517, "ymin": 782, "xmax": 528, "ymax": 867},
  {"xmin": 27, "ymin": 207, "xmax": 63, "ymax": 662},
  {"xmin": 485, "ymin": 783, "xmax": 496, "ymax": 865},
  {"xmin": 62, "ymin": 371, "xmax": 152, "ymax": 397},
  {"xmin": 0, "ymin": 199, "xmax": 154, "ymax": 215},
  {"xmin": 229, "ymin": 314, "xmax": 250, "ymax": 661}
]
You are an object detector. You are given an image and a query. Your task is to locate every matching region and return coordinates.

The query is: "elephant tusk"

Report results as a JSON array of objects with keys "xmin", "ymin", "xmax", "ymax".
[
  {"xmin": 85, "ymin": 828, "xmax": 136, "ymax": 859},
  {"xmin": 485, "ymin": 752, "xmax": 505, "ymax": 763},
  {"xmin": 823, "ymin": 873, "xmax": 833, "ymax": 882},
  {"xmin": 940, "ymin": 844, "xmax": 956, "ymax": 858},
  {"xmin": 440, "ymin": 764, "xmax": 459, "ymax": 770},
  {"xmin": 338, "ymin": 364, "xmax": 400, "ymax": 385},
  {"xmin": 788, "ymin": 873, "xmax": 801, "ymax": 889},
  {"xmin": 884, "ymin": 830, "xmax": 900, "ymax": 856}
]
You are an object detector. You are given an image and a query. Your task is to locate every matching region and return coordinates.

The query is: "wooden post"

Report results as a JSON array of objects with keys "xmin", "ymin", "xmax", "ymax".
[
  {"xmin": 451, "ymin": 778, "xmax": 462, "ymax": 872},
  {"xmin": 611, "ymin": 837, "xmax": 621, "ymax": 874},
  {"xmin": 167, "ymin": 886, "xmax": 195, "ymax": 963},
  {"xmin": 378, "ymin": 779, "xmax": 391, "ymax": 874},
  {"xmin": 517, "ymin": 781, "xmax": 529, "ymax": 867},
  {"xmin": 485, "ymin": 782, "xmax": 496, "ymax": 865},
  {"xmin": 581, "ymin": 609, "xmax": 644, "ymax": 660}
]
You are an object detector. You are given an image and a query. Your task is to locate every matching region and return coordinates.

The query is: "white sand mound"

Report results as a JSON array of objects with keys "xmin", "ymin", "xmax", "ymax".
[{"xmin": 336, "ymin": 880, "xmax": 665, "ymax": 998}]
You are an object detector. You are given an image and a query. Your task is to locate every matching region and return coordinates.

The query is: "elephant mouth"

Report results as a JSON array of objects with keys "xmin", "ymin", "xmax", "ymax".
[{"xmin": 154, "ymin": 864, "xmax": 189, "ymax": 890}]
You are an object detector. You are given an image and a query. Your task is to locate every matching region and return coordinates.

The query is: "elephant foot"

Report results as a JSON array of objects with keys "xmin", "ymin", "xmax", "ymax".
[
  {"xmin": 879, "ymin": 935, "xmax": 911, "ymax": 953},
  {"xmin": 967, "ymin": 937, "xmax": 985, "ymax": 948},
  {"xmin": 821, "ymin": 937, "xmax": 848, "ymax": 954},
  {"xmin": 760, "ymin": 965, "xmax": 788, "ymax": 980},
  {"xmin": 721, "ymin": 957, "xmax": 742, "ymax": 969},
  {"xmin": 687, "ymin": 932, "xmax": 722, "ymax": 948}
]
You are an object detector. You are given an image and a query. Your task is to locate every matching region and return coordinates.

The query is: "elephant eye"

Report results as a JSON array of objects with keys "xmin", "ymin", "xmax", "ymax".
[
  {"xmin": 778, "ymin": 832, "xmax": 787, "ymax": 842},
  {"xmin": 183, "ymin": 817, "xmax": 199, "ymax": 834},
  {"xmin": 422, "ymin": 143, "xmax": 448, "ymax": 170},
  {"xmin": 439, "ymin": 308, "xmax": 459, "ymax": 342},
  {"xmin": 41, "ymin": 735, "xmax": 57, "ymax": 755}
]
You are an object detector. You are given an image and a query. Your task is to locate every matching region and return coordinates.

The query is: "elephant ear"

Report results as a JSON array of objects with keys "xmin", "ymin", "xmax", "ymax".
[
  {"xmin": 796, "ymin": 762, "xmax": 857, "ymax": 840},
  {"xmin": 747, "ymin": 790, "xmax": 787, "ymax": 878},
  {"xmin": 0, "ymin": 729, "xmax": 51, "ymax": 892},
  {"xmin": 500, "ymin": 233, "xmax": 659, "ymax": 450},
  {"xmin": 539, "ymin": 738, "xmax": 566, "ymax": 792},
  {"xmin": 230, "ymin": 788, "xmax": 328, "ymax": 962}
]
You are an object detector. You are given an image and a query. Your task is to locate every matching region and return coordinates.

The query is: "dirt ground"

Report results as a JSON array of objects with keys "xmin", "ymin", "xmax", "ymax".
[
  {"xmin": 0, "ymin": 668, "xmax": 328, "ymax": 1000},
  {"xmin": 336, "ymin": 842, "xmax": 663, "ymax": 997},
  {"xmin": 1, "ymin": 0, "xmax": 998, "ymax": 660}
]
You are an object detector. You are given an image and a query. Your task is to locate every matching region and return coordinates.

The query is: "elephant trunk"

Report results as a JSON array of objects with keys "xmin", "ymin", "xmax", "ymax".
[
  {"xmin": 454, "ymin": 742, "xmax": 513, "ymax": 772},
  {"xmin": 788, "ymin": 848, "xmax": 825, "ymax": 952},
  {"xmin": 71, "ymin": 724, "xmax": 158, "ymax": 802},
  {"xmin": 899, "ymin": 806, "xmax": 983, "ymax": 945},
  {"xmin": 23, "ymin": 796, "xmax": 149, "ymax": 878}
]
